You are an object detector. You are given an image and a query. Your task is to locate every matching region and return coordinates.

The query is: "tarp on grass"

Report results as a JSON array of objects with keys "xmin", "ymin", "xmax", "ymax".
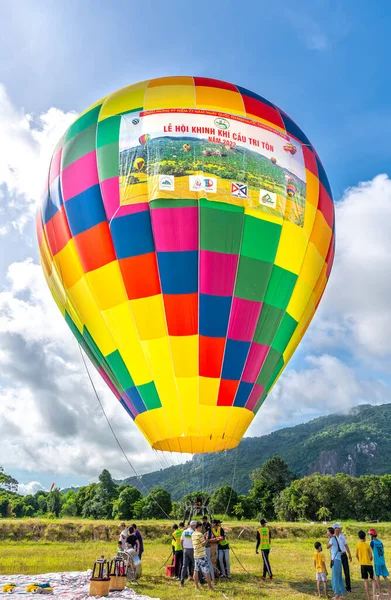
[{"xmin": 0, "ymin": 570, "xmax": 160, "ymax": 599}]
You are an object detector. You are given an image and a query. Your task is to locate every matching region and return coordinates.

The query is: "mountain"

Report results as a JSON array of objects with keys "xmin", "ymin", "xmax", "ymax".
[{"xmin": 119, "ymin": 404, "xmax": 391, "ymax": 499}]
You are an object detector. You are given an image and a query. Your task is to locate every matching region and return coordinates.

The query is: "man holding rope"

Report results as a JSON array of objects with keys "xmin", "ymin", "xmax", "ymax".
[{"xmin": 256, "ymin": 519, "xmax": 273, "ymax": 580}]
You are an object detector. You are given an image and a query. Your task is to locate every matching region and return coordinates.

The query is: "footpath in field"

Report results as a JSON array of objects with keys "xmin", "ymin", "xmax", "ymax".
[{"xmin": 0, "ymin": 571, "xmax": 160, "ymax": 599}]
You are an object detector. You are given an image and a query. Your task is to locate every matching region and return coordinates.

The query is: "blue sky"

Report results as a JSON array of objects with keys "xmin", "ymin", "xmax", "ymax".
[{"xmin": 0, "ymin": 0, "xmax": 390, "ymax": 493}]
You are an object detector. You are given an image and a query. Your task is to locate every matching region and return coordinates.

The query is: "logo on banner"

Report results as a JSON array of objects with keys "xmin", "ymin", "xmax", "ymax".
[
  {"xmin": 231, "ymin": 182, "xmax": 248, "ymax": 199},
  {"xmin": 259, "ymin": 189, "xmax": 277, "ymax": 208},
  {"xmin": 189, "ymin": 176, "xmax": 217, "ymax": 193},
  {"xmin": 159, "ymin": 175, "xmax": 175, "ymax": 191},
  {"xmin": 214, "ymin": 117, "xmax": 230, "ymax": 130}
]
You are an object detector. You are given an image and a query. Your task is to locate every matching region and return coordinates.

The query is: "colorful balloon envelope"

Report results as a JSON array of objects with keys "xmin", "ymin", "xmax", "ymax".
[
  {"xmin": 138, "ymin": 133, "xmax": 150, "ymax": 146},
  {"xmin": 133, "ymin": 157, "xmax": 145, "ymax": 171},
  {"xmin": 37, "ymin": 76, "xmax": 335, "ymax": 454}
]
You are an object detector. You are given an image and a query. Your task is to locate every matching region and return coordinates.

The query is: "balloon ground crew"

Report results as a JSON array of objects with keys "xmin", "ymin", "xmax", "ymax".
[{"xmin": 256, "ymin": 519, "xmax": 273, "ymax": 580}]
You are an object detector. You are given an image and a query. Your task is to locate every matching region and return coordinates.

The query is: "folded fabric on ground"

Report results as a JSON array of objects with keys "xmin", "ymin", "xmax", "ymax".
[{"xmin": 0, "ymin": 571, "xmax": 160, "ymax": 599}]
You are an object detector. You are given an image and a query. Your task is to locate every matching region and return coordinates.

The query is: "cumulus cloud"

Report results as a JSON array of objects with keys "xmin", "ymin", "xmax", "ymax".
[
  {"xmin": 307, "ymin": 174, "xmax": 391, "ymax": 361},
  {"xmin": 0, "ymin": 85, "xmax": 76, "ymax": 233},
  {"xmin": 0, "ymin": 259, "xmax": 164, "ymax": 480},
  {"xmin": 18, "ymin": 481, "xmax": 45, "ymax": 496},
  {"xmin": 250, "ymin": 174, "xmax": 391, "ymax": 436},
  {"xmin": 249, "ymin": 354, "xmax": 390, "ymax": 437}
]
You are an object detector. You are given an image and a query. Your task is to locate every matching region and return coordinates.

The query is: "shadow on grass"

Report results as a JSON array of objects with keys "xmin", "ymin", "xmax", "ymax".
[{"xmin": 133, "ymin": 573, "xmax": 272, "ymax": 599}]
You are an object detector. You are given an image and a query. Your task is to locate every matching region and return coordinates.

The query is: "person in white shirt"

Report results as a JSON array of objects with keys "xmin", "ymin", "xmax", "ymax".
[
  {"xmin": 118, "ymin": 522, "xmax": 128, "ymax": 549},
  {"xmin": 334, "ymin": 523, "xmax": 352, "ymax": 593},
  {"xmin": 180, "ymin": 521, "xmax": 196, "ymax": 587}
]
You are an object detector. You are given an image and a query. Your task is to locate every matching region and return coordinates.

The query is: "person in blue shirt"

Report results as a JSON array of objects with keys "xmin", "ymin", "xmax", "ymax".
[
  {"xmin": 368, "ymin": 528, "xmax": 391, "ymax": 597},
  {"xmin": 327, "ymin": 527, "xmax": 345, "ymax": 599}
]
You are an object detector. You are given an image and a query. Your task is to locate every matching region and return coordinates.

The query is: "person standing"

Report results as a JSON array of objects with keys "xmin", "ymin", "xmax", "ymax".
[
  {"xmin": 211, "ymin": 519, "xmax": 231, "ymax": 579},
  {"xmin": 201, "ymin": 515, "xmax": 211, "ymax": 534},
  {"xmin": 126, "ymin": 526, "xmax": 140, "ymax": 555},
  {"xmin": 356, "ymin": 530, "xmax": 376, "ymax": 600},
  {"xmin": 256, "ymin": 519, "xmax": 273, "ymax": 580},
  {"xmin": 132, "ymin": 524, "xmax": 144, "ymax": 560},
  {"xmin": 119, "ymin": 522, "xmax": 128, "ymax": 548},
  {"xmin": 334, "ymin": 523, "xmax": 352, "ymax": 593},
  {"xmin": 368, "ymin": 527, "xmax": 391, "ymax": 597},
  {"xmin": 192, "ymin": 522, "xmax": 214, "ymax": 591},
  {"xmin": 200, "ymin": 520, "xmax": 214, "ymax": 581},
  {"xmin": 172, "ymin": 524, "xmax": 183, "ymax": 580},
  {"xmin": 327, "ymin": 527, "xmax": 345, "ymax": 599},
  {"xmin": 180, "ymin": 520, "xmax": 196, "ymax": 587},
  {"xmin": 313, "ymin": 541, "xmax": 328, "ymax": 598}
]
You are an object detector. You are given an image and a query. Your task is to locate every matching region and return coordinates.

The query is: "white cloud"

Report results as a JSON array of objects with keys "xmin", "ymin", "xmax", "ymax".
[
  {"xmin": 0, "ymin": 259, "xmax": 165, "ymax": 480},
  {"xmin": 307, "ymin": 174, "xmax": 391, "ymax": 361},
  {"xmin": 18, "ymin": 481, "xmax": 45, "ymax": 496},
  {"xmin": 249, "ymin": 354, "xmax": 390, "ymax": 437},
  {"xmin": 0, "ymin": 85, "xmax": 76, "ymax": 231},
  {"xmin": 249, "ymin": 174, "xmax": 391, "ymax": 437}
]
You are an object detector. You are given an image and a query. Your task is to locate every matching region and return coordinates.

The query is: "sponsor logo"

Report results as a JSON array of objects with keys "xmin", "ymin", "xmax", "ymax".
[
  {"xmin": 159, "ymin": 175, "xmax": 175, "ymax": 191},
  {"xmin": 259, "ymin": 189, "xmax": 277, "ymax": 208},
  {"xmin": 231, "ymin": 182, "xmax": 248, "ymax": 199},
  {"xmin": 189, "ymin": 176, "xmax": 217, "ymax": 193},
  {"xmin": 132, "ymin": 118, "xmax": 140, "ymax": 125},
  {"xmin": 214, "ymin": 117, "xmax": 230, "ymax": 130}
]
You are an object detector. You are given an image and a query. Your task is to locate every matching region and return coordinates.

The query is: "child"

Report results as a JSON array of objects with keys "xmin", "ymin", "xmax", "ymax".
[
  {"xmin": 117, "ymin": 541, "xmax": 123, "ymax": 555},
  {"xmin": 356, "ymin": 530, "xmax": 376, "ymax": 600},
  {"xmin": 313, "ymin": 542, "xmax": 328, "ymax": 597},
  {"xmin": 368, "ymin": 528, "xmax": 391, "ymax": 597}
]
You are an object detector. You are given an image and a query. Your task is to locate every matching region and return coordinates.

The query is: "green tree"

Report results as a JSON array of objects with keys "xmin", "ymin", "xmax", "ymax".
[
  {"xmin": 233, "ymin": 495, "xmax": 256, "ymax": 520},
  {"xmin": 143, "ymin": 488, "xmax": 172, "ymax": 519},
  {"xmin": 209, "ymin": 486, "xmax": 238, "ymax": 516},
  {"xmin": 112, "ymin": 486, "xmax": 143, "ymax": 519},
  {"xmin": 0, "ymin": 467, "xmax": 18, "ymax": 493},
  {"xmin": 93, "ymin": 470, "xmax": 118, "ymax": 519},
  {"xmin": 133, "ymin": 498, "xmax": 148, "ymax": 519},
  {"xmin": 75, "ymin": 483, "xmax": 97, "ymax": 517},
  {"xmin": 250, "ymin": 456, "xmax": 295, "ymax": 520},
  {"xmin": 35, "ymin": 492, "xmax": 48, "ymax": 515},
  {"xmin": 47, "ymin": 488, "xmax": 62, "ymax": 517},
  {"xmin": 316, "ymin": 506, "xmax": 331, "ymax": 521},
  {"xmin": 60, "ymin": 490, "xmax": 78, "ymax": 517}
]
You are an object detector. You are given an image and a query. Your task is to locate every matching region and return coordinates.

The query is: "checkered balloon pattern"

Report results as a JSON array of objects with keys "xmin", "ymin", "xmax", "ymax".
[{"xmin": 37, "ymin": 77, "xmax": 335, "ymax": 454}]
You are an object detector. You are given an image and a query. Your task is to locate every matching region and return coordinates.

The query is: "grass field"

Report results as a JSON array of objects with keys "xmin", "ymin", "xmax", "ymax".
[{"xmin": 1, "ymin": 522, "xmax": 391, "ymax": 599}]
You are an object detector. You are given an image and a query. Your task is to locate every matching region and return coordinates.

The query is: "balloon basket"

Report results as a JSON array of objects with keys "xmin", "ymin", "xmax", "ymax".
[
  {"xmin": 89, "ymin": 579, "xmax": 110, "ymax": 596},
  {"xmin": 109, "ymin": 575, "xmax": 126, "ymax": 591}
]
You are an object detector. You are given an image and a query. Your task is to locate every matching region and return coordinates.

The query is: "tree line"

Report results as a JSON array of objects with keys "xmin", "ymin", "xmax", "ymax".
[{"xmin": 2, "ymin": 458, "xmax": 391, "ymax": 521}]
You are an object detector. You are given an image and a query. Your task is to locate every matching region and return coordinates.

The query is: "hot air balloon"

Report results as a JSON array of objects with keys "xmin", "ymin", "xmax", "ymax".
[
  {"xmin": 37, "ymin": 76, "xmax": 335, "ymax": 454},
  {"xmin": 286, "ymin": 177, "xmax": 297, "ymax": 198},
  {"xmin": 270, "ymin": 157, "xmax": 277, "ymax": 164},
  {"xmin": 183, "ymin": 143, "xmax": 191, "ymax": 152},
  {"xmin": 138, "ymin": 134, "xmax": 150, "ymax": 146},
  {"xmin": 133, "ymin": 157, "xmax": 145, "ymax": 171},
  {"xmin": 283, "ymin": 142, "xmax": 297, "ymax": 155}
]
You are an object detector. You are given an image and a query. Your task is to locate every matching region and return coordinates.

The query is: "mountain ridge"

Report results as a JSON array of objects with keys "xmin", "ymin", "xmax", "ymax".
[{"xmin": 118, "ymin": 403, "xmax": 391, "ymax": 499}]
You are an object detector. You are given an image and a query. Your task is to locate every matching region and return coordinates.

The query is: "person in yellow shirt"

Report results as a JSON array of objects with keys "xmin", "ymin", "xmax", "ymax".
[
  {"xmin": 191, "ymin": 522, "xmax": 213, "ymax": 591},
  {"xmin": 313, "ymin": 542, "xmax": 328, "ymax": 597},
  {"xmin": 356, "ymin": 530, "xmax": 376, "ymax": 600}
]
